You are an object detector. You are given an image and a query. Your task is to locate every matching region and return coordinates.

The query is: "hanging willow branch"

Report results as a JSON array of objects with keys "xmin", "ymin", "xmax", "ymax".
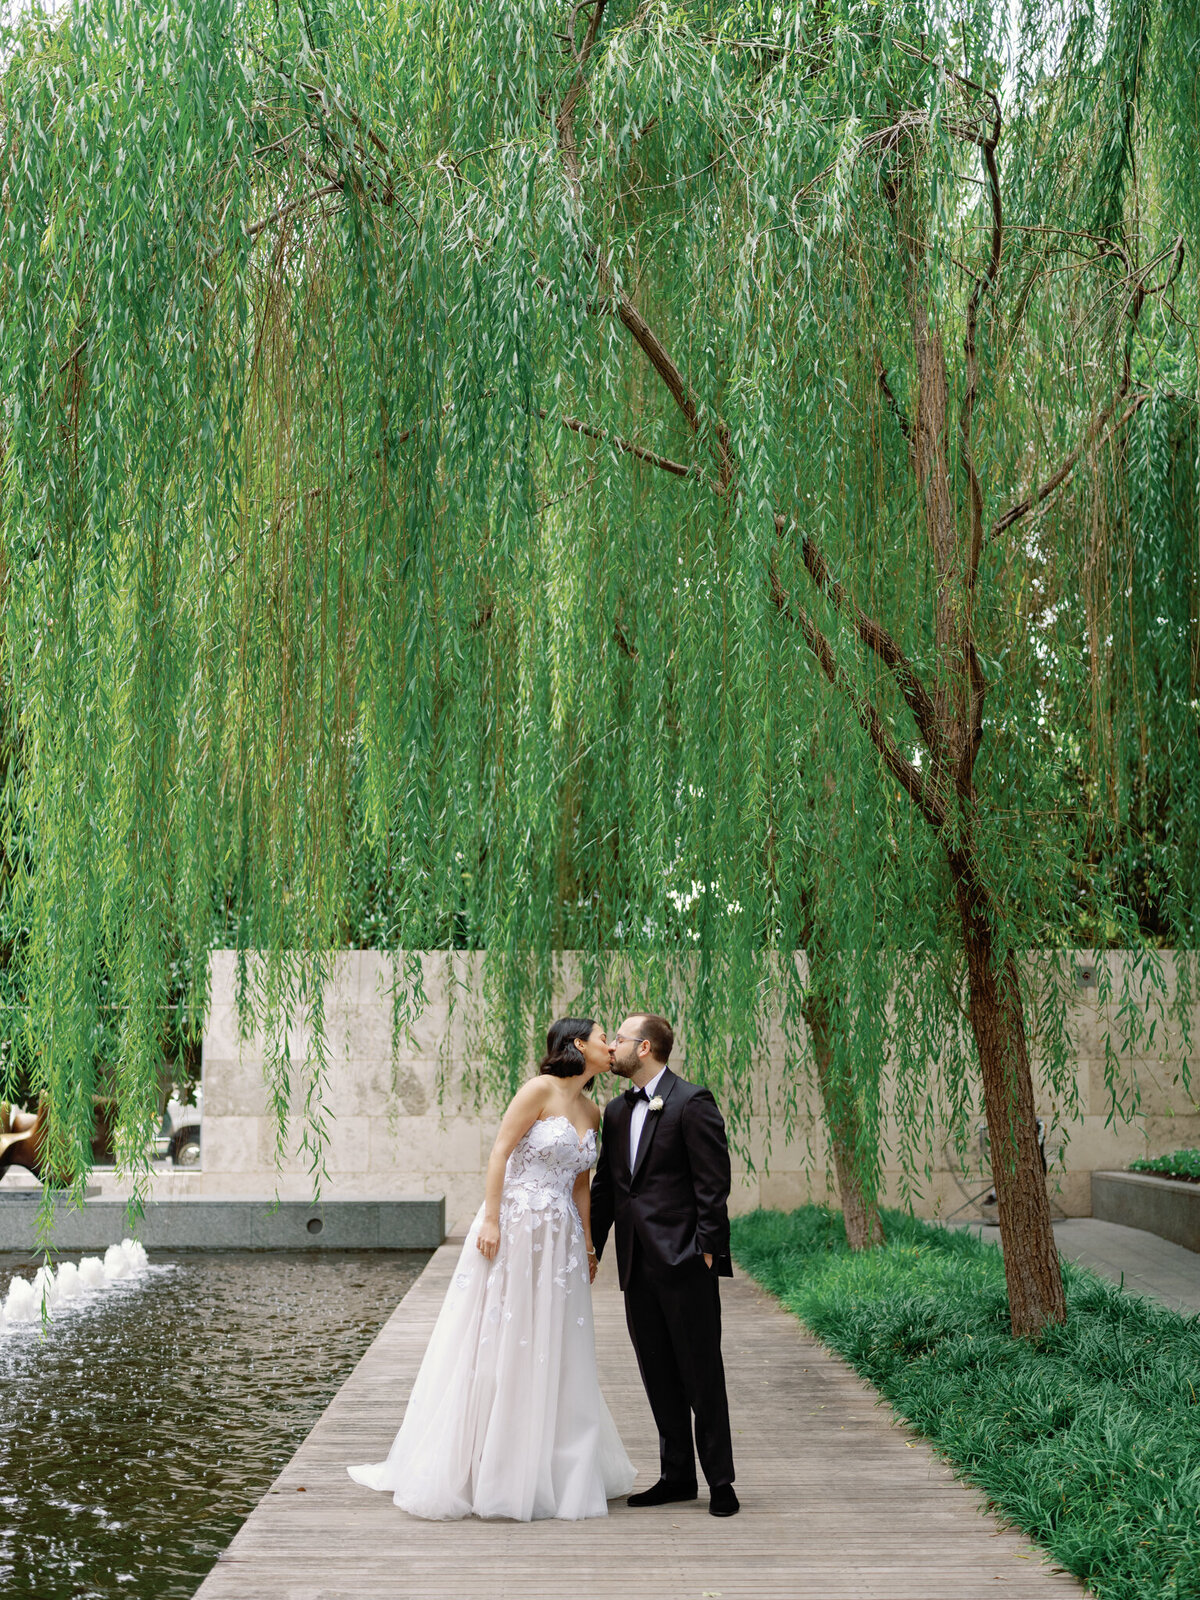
[
  {"xmin": 989, "ymin": 237, "xmax": 1185, "ymax": 540},
  {"xmin": 0, "ymin": 0, "xmax": 1196, "ymax": 1300},
  {"xmin": 533, "ymin": 5, "xmax": 1193, "ymax": 1330}
]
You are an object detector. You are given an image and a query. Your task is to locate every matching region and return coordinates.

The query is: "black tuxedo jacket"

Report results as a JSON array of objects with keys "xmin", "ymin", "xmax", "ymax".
[{"xmin": 590, "ymin": 1067, "xmax": 732, "ymax": 1289}]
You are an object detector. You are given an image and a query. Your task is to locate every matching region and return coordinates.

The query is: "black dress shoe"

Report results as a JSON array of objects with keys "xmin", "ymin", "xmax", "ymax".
[
  {"xmin": 708, "ymin": 1483, "xmax": 740, "ymax": 1517},
  {"xmin": 627, "ymin": 1478, "xmax": 698, "ymax": 1508}
]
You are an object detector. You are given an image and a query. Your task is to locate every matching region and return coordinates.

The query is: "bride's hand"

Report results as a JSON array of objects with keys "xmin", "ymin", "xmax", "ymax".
[{"xmin": 477, "ymin": 1218, "xmax": 501, "ymax": 1261}]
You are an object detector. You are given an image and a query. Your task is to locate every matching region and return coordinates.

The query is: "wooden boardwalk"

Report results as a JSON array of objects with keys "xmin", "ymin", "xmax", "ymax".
[{"xmin": 193, "ymin": 1241, "xmax": 1084, "ymax": 1600}]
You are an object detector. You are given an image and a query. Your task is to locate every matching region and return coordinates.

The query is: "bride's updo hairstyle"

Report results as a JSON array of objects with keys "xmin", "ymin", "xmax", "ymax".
[{"xmin": 537, "ymin": 1016, "xmax": 597, "ymax": 1078}]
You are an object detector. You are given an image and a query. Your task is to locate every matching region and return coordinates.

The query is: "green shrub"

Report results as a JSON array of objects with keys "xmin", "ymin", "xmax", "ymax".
[
  {"xmin": 732, "ymin": 1206, "xmax": 1200, "ymax": 1600},
  {"xmin": 1129, "ymin": 1150, "xmax": 1200, "ymax": 1182}
]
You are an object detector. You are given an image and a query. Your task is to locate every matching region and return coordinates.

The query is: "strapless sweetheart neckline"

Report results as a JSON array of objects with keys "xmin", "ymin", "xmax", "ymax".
[{"xmin": 534, "ymin": 1112, "xmax": 597, "ymax": 1151}]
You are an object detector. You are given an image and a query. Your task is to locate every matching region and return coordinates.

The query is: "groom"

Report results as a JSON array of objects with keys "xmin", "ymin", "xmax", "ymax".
[{"xmin": 590, "ymin": 1013, "xmax": 738, "ymax": 1517}]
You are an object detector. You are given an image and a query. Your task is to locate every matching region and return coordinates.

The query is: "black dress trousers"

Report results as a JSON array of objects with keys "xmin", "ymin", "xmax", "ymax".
[{"xmin": 623, "ymin": 1243, "xmax": 735, "ymax": 1489}]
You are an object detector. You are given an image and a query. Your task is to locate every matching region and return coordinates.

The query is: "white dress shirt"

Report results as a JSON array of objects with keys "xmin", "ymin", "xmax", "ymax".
[{"xmin": 629, "ymin": 1065, "xmax": 668, "ymax": 1167}]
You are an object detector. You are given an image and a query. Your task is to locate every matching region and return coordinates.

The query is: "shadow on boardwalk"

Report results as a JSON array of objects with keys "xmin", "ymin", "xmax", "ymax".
[{"xmin": 193, "ymin": 1242, "xmax": 1085, "ymax": 1600}]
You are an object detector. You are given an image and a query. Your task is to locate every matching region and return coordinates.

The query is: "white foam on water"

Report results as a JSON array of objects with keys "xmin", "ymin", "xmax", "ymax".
[
  {"xmin": 55, "ymin": 1260, "xmax": 81, "ymax": 1301},
  {"xmin": 0, "ymin": 1238, "xmax": 153, "ymax": 1332},
  {"xmin": 78, "ymin": 1255, "xmax": 108, "ymax": 1291}
]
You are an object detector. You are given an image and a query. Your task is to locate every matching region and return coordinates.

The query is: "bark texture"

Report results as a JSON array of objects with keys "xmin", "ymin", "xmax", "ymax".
[{"xmin": 952, "ymin": 857, "xmax": 1066, "ymax": 1332}]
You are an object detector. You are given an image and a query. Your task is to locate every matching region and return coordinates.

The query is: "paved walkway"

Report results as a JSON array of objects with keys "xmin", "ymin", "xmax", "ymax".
[
  {"xmin": 960, "ymin": 1216, "xmax": 1200, "ymax": 1315},
  {"xmin": 1056, "ymin": 1217, "xmax": 1200, "ymax": 1313},
  {"xmin": 193, "ymin": 1241, "xmax": 1081, "ymax": 1600}
]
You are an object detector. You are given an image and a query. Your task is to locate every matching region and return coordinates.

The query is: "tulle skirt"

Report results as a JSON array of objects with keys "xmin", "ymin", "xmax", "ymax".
[{"xmin": 348, "ymin": 1199, "xmax": 637, "ymax": 1520}]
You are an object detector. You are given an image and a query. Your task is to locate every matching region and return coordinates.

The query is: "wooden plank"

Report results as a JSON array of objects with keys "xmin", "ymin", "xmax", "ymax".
[{"xmin": 192, "ymin": 1242, "xmax": 1086, "ymax": 1600}]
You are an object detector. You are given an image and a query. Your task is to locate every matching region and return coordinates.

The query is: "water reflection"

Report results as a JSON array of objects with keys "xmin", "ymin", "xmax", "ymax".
[{"xmin": 0, "ymin": 1248, "xmax": 430, "ymax": 1599}]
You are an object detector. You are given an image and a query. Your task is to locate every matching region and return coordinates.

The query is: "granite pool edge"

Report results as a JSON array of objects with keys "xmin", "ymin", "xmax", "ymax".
[{"xmin": 0, "ymin": 1195, "xmax": 446, "ymax": 1251}]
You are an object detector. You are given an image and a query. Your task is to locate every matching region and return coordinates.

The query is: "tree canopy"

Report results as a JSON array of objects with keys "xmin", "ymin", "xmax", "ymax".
[{"xmin": 1, "ymin": 0, "xmax": 1197, "ymax": 1317}]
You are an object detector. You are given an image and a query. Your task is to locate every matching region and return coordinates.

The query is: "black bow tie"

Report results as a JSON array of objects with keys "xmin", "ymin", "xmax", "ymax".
[{"xmin": 624, "ymin": 1085, "xmax": 650, "ymax": 1106}]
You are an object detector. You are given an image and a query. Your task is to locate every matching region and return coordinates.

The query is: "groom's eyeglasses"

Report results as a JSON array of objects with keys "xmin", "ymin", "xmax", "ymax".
[{"xmin": 612, "ymin": 1034, "xmax": 646, "ymax": 1046}]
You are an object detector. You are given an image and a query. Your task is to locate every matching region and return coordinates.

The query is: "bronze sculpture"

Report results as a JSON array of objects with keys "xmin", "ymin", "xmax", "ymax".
[{"xmin": 0, "ymin": 1100, "xmax": 48, "ymax": 1181}]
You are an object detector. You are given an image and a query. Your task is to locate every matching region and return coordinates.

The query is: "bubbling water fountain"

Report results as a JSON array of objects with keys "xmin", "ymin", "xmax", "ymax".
[{"xmin": 0, "ymin": 1238, "xmax": 151, "ymax": 1331}]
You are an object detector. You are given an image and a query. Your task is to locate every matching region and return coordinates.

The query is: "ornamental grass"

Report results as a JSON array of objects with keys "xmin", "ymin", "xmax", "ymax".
[{"xmin": 732, "ymin": 1206, "xmax": 1200, "ymax": 1600}]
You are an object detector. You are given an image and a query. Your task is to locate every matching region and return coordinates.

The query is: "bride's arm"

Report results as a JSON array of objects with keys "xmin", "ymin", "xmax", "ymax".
[
  {"xmin": 476, "ymin": 1079, "xmax": 551, "ymax": 1261},
  {"xmin": 573, "ymin": 1170, "xmax": 599, "ymax": 1282}
]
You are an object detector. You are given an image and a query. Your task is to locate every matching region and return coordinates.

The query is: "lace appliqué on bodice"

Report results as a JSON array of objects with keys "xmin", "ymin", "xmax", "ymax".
[{"xmin": 500, "ymin": 1116, "xmax": 596, "ymax": 1230}]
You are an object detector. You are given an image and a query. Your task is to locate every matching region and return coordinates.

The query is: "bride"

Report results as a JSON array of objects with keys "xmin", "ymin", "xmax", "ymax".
[{"xmin": 348, "ymin": 1016, "xmax": 637, "ymax": 1520}]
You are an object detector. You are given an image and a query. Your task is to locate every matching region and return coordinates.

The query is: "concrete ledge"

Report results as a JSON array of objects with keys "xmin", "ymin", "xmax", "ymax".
[
  {"xmin": 0, "ymin": 1195, "xmax": 445, "ymax": 1252},
  {"xmin": 1092, "ymin": 1170, "xmax": 1200, "ymax": 1254}
]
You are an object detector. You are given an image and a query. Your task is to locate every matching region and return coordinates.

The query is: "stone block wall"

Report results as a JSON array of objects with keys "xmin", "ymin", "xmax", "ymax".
[{"xmin": 83, "ymin": 949, "xmax": 1200, "ymax": 1224}]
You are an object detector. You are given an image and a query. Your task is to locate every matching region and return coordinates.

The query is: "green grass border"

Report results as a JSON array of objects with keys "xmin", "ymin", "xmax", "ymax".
[{"xmin": 731, "ymin": 1206, "xmax": 1200, "ymax": 1600}]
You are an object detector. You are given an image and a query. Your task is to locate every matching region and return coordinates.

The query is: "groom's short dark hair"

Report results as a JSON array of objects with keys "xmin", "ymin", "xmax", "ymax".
[{"xmin": 635, "ymin": 1013, "xmax": 674, "ymax": 1065}]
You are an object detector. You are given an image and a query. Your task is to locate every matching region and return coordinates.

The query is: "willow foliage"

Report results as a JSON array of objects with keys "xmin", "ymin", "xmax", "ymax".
[{"xmin": 0, "ymin": 0, "xmax": 1197, "ymax": 1210}]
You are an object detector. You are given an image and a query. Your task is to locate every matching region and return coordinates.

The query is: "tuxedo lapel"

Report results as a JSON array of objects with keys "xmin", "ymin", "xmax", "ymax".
[{"xmin": 630, "ymin": 1067, "xmax": 677, "ymax": 1185}]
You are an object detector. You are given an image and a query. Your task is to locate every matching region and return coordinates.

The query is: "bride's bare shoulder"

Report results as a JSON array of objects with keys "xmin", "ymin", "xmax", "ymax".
[{"xmin": 505, "ymin": 1075, "xmax": 555, "ymax": 1116}]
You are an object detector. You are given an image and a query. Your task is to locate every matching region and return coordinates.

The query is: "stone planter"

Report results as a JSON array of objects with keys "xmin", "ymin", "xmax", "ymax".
[{"xmin": 1091, "ymin": 1169, "xmax": 1200, "ymax": 1253}]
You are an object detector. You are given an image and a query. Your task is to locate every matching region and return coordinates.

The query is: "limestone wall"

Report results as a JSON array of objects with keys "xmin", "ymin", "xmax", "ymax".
[{"xmin": 107, "ymin": 949, "xmax": 1200, "ymax": 1223}]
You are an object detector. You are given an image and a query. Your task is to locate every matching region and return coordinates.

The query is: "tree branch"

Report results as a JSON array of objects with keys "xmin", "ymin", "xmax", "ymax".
[
  {"xmin": 558, "ymin": 413, "xmax": 695, "ymax": 478},
  {"xmin": 874, "ymin": 353, "xmax": 915, "ymax": 471},
  {"xmin": 297, "ymin": 75, "xmax": 399, "ymax": 195},
  {"xmin": 378, "ymin": 400, "xmax": 692, "ymax": 483},
  {"xmin": 955, "ymin": 94, "xmax": 1003, "ymax": 792},
  {"xmin": 769, "ymin": 555, "xmax": 946, "ymax": 832},
  {"xmin": 777, "ymin": 514, "xmax": 944, "ymax": 763},
  {"xmin": 989, "ymin": 236, "xmax": 1184, "ymax": 542},
  {"xmin": 555, "ymin": 410, "xmax": 944, "ymax": 779},
  {"xmin": 553, "ymin": 0, "xmax": 735, "ymax": 493},
  {"xmin": 990, "ymin": 393, "xmax": 1148, "ymax": 541},
  {"xmin": 961, "ymin": 101, "xmax": 1002, "ymax": 595},
  {"xmin": 545, "ymin": 24, "xmax": 970, "ymax": 802},
  {"xmin": 613, "ymin": 617, "xmax": 638, "ymax": 659},
  {"xmin": 246, "ymin": 183, "xmax": 341, "ymax": 240}
]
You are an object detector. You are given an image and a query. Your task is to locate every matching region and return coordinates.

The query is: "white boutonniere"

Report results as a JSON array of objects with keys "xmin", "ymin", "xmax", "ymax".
[{"xmin": 647, "ymin": 1095, "xmax": 665, "ymax": 1112}]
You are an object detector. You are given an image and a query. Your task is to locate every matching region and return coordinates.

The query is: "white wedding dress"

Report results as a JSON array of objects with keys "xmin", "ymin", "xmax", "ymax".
[{"xmin": 348, "ymin": 1114, "xmax": 637, "ymax": 1520}]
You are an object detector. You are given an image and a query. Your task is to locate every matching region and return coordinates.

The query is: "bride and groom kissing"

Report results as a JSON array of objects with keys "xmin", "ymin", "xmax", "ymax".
[{"xmin": 349, "ymin": 1012, "xmax": 739, "ymax": 1522}]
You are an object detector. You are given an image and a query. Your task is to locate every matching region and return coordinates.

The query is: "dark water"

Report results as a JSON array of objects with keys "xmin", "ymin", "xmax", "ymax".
[{"xmin": 0, "ymin": 1249, "xmax": 430, "ymax": 1600}]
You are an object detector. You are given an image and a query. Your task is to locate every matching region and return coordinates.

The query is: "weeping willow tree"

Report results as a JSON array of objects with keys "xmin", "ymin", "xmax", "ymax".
[{"xmin": 2, "ymin": 0, "xmax": 1198, "ymax": 1331}]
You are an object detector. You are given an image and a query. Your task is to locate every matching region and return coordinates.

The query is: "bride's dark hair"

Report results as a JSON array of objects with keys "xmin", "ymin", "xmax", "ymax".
[{"xmin": 537, "ymin": 1016, "xmax": 597, "ymax": 1079}]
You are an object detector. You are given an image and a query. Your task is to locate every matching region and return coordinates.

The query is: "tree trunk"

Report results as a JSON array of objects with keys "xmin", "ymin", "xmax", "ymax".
[
  {"xmin": 904, "ymin": 190, "xmax": 1064, "ymax": 1336},
  {"xmin": 952, "ymin": 855, "xmax": 1065, "ymax": 1335},
  {"xmin": 803, "ymin": 986, "xmax": 885, "ymax": 1251}
]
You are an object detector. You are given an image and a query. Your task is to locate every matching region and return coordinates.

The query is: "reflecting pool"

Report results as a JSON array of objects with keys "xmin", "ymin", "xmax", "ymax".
[{"xmin": 0, "ymin": 1248, "xmax": 431, "ymax": 1599}]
